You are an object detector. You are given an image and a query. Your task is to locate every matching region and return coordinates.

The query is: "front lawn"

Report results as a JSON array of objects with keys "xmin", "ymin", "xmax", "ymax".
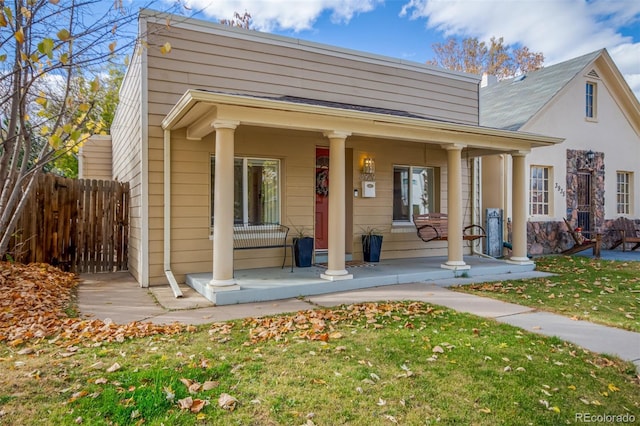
[
  {"xmin": 455, "ymin": 256, "xmax": 640, "ymax": 332},
  {"xmin": 1, "ymin": 260, "xmax": 638, "ymax": 425},
  {"xmin": 0, "ymin": 302, "xmax": 638, "ymax": 425}
]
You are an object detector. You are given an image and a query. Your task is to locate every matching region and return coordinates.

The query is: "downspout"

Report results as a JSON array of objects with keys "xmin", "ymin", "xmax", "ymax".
[
  {"xmin": 503, "ymin": 155, "xmax": 509, "ymax": 247},
  {"xmin": 164, "ymin": 129, "xmax": 183, "ymax": 298}
]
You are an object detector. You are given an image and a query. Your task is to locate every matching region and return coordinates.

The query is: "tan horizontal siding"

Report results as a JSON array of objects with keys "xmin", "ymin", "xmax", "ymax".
[
  {"xmin": 348, "ymin": 139, "xmax": 477, "ymax": 260},
  {"xmin": 170, "ymin": 238, "xmax": 211, "ymax": 252},
  {"xmin": 149, "ymin": 127, "xmax": 478, "ymax": 280},
  {"xmin": 145, "ymin": 21, "xmax": 478, "ymax": 126},
  {"xmin": 111, "ymin": 50, "xmax": 143, "ymax": 282},
  {"xmin": 170, "ymin": 228, "xmax": 208, "ymax": 240},
  {"xmin": 157, "ymin": 127, "xmax": 322, "ymax": 275},
  {"xmin": 79, "ymin": 136, "xmax": 113, "ymax": 180},
  {"xmin": 138, "ymin": 14, "xmax": 483, "ymax": 282}
]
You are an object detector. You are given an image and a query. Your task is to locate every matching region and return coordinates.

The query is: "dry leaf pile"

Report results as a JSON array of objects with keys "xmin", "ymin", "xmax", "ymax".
[
  {"xmin": 1, "ymin": 262, "xmax": 439, "ymax": 348},
  {"xmin": 0, "ymin": 262, "xmax": 191, "ymax": 346},
  {"xmin": 0, "ymin": 262, "xmax": 78, "ymax": 343}
]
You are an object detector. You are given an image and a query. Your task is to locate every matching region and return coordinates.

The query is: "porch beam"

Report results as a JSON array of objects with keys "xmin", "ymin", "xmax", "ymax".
[
  {"xmin": 186, "ymin": 110, "xmax": 218, "ymax": 140},
  {"xmin": 214, "ymin": 104, "xmax": 546, "ymax": 150},
  {"xmin": 321, "ymin": 131, "xmax": 353, "ymax": 281},
  {"xmin": 210, "ymin": 120, "xmax": 241, "ymax": 287},
  {"xmin": 507, "ymin": 151, "xmax": 533, "ymax": 265},
  {"xmin": 441, "ymin": 144, "xmax": 469, "ymax": 270}
]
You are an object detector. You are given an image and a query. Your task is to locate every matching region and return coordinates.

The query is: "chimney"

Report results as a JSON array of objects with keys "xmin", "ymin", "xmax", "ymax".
[{"xmin": 481, "ymin": 72, "xmax": 498, "ymax": 88}]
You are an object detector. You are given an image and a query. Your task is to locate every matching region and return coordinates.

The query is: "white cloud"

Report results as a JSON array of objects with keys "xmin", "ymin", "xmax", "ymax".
[
  {"xmin": 401, "ymin": 0, "xmax": 640, "ymax": 99},
  {"xmin": 609, "ymin": 43, "xmax": 640, "ymax": 100},
  {"xmin": 182, "ymin": 0, "xmax": 382, "ymax": 32}
]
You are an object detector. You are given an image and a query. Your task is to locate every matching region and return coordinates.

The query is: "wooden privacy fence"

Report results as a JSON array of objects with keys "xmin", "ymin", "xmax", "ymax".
[{"xmin": 8, "ymin": 174, "xmax": 129, "ymax": 273}]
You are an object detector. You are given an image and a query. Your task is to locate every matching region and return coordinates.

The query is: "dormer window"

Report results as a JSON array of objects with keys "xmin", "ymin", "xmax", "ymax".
[{"xmin": 585, "ymin": 82, "xmax": 597, "ymax": 119}]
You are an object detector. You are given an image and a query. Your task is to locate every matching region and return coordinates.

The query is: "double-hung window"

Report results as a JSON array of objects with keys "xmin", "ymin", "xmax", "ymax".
[
  {"xmin": 530, "ymin": 166, "xmax": 550, "ymax": 216},
  {"xmin": 393, "ymin": 165, "xmax": 438, "ymax": 222},
  {"xmin": 616, "ymin": 171, "xmax": 632, "ymax": 215},
  {"xmin": 211, "ymin": 156, "xmax": 280, "ymax": 226}
]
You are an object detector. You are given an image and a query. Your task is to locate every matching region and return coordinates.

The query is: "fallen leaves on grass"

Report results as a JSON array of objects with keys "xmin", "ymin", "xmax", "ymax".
[
  {"xmin": 177, "ymin": 396, "xmax": 208, "ymax": 413},
  {"xmin": 0, "ymin": 261, "xmax": 557, "ymax": 354},
  {"xmin": 0, "ymin": 262, "xmax": 193, "ymax": 346},
  {"xmin": 232, "ymin": 302, "xmax": 439, "ymax": 344},
  {"xmin": 106, "ymin": 362, "xmax": 121, "ymax": 373},
  {"xmin": 463, "ymin": 281, "xmax": 527, "ymax": 294},
  {"xmin": 218, "ymin": 393, "xmax": 238, "ymax": 411}
]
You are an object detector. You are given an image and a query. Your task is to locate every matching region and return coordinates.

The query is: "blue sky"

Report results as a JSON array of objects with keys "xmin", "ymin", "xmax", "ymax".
[{"xmin": 159, "ymin": 0, "xmax": 640, "ymax": 98}]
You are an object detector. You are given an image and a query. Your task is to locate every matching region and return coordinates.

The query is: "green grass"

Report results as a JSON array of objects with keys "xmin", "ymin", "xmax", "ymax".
[
  {"xmin": 455, "ymin": 256, "xmax": 640, "ymax": 332},
  {"xmin": 1, "ymin": 301, "xmax": 638, "ymax": 425},
  {"xmin": 63, "ymin": 286, "xmax": 80, "ymax": 318}
]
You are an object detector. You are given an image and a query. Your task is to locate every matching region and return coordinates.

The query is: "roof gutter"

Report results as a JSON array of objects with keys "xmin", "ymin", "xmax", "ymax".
[{"xmin": 164, "ymin": 129, "xmax": 183, "ymax": 298}]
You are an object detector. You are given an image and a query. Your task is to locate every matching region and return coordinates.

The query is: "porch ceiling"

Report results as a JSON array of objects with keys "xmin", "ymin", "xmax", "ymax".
[{"xmin": 162, "ymin": 90, "xmax": 563, "ymax": 155}]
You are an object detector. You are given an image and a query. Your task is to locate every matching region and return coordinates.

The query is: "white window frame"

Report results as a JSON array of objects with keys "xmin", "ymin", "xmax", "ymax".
[
  {"xmin": 211, "ymin": 156, "xmax": 281, "ymax": 227},
  {"xmin": 616, "ymin": 171, "xmax": 633, "ymax": 215},
  {"xmin": 392, "ymin": 165, "xmax": 438, "ymax": 224},
  {"xmin": 529, "ymin": 165, "xmax": 552, "ymax": 217}
]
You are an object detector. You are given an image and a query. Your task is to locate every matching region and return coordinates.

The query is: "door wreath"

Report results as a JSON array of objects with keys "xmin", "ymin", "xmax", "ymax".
[{"xmin": 316, "ymin": 169, "xmax": 329, "ymax": 196}]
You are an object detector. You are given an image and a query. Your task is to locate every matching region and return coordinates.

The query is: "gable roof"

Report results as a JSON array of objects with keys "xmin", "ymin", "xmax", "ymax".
[{"xmin": 480, "ymin": 50, "xmax": 602, "ymax": 130}]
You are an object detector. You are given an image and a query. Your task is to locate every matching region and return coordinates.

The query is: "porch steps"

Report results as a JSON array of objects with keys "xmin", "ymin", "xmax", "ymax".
[{"xmin": 185, "ymin": 256, "xmax": 537, "ymax": 306}]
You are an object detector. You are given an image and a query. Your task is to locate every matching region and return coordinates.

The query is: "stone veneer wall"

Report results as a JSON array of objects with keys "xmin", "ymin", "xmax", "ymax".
[
  {"xmin": 565, "ymin": 149, "xmax": 605, "ymax": 231},
  {"xmin": 501, "ymin": 149, "xmax": 638, "ymax": 256},
  {"xmin": 523, "ymin": 219, "xmax": 634, "ymax": 256}
]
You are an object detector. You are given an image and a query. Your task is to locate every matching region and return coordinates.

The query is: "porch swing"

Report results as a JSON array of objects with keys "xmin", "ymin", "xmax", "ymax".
[{"xmin": 413, "ymin": 155, "xmax": 486, "ymax": 247}]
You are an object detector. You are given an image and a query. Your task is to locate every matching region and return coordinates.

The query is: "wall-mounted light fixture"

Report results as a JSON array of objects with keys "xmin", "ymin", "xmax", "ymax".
[
  {"xmin": 362, "ymin": 157, "xmax": 375, "ymax": 180},
  {"xmin": 578, "ymin": 149, "xmax": 596, "ymax": 171},
  {"xmin": 585, "ymin": 150, "xmax": 595, "ymax": 169},
  {"xmin": 360, "ymin": 156, "xmax": 376, "ymax": 197}
]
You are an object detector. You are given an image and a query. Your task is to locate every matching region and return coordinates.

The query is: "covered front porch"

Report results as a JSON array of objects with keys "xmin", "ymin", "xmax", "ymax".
[
  {"xmin": 185, "ymin": 255, "xmax": 537, "ymax": 305},
  {"xmin": 159, "ymin": 90, "xmax": 562, "ymax": 300}
]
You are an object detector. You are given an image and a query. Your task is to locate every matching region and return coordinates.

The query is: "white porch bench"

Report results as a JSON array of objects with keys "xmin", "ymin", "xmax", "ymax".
[{"xmin": 233, "ymin": 223, "xmax": 293, "ymax": 272}]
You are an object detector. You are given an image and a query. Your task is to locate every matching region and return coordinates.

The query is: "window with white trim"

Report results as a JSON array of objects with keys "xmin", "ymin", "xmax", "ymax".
[
  {"xmin": 616, "ymin": 171, "xmax": 632, "ymax": 215},
  {"xmin": 393, "ymin": 165, "xmax": 438, "ymax": 222},
  {"xmin": 530, "ymin": 166, "xmax": 550, "ymax": 216},
  {"xmin": 585, "ymin": 82, "xmax": 597, "ymax": 119},
  {"xmin": 211, "ymin": 156, "xmax": 280, "ymax": 226}
]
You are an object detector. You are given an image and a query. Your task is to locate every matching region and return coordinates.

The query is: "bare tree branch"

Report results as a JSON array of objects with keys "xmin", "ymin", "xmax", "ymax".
[{"xmin": 428, "ymin": 36, "xmax": 544, "ymax": 79}]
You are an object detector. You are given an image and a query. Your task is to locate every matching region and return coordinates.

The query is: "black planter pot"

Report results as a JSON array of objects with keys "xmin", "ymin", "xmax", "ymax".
[
  {"xmin": 293, "ymin": 237, "xmax": 314, "ymax": 267},
  {"xmin": 362, "ymin": 234, "xmax": 383, "ymax": 262}
]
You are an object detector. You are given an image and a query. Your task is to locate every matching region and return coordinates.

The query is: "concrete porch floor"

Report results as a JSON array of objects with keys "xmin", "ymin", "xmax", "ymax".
[{"xmin": 186, "ymin": 255, "xmax": 540, "ymax": 305}]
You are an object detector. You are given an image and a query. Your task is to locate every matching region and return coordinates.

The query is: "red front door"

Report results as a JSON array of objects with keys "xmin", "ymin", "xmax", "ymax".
[{"xmin": 315, "ymin": 147, "xmax": 329, "ymax": 250}]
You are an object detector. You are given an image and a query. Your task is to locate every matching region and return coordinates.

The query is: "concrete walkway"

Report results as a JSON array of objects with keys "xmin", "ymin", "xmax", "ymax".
[{"xmin": 77, "ymin": 270, "xmax": 640, "ymax": 372}]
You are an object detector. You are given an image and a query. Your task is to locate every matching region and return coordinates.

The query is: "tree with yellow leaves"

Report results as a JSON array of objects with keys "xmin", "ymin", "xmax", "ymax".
[{"xmin": 0, "ymin": 0, "xmax": 181, "ymax": 258}]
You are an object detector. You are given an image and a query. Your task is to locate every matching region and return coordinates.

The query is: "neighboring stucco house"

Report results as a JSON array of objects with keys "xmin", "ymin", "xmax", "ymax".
[
  {"xmin": 480, "ymin": 49, "xmax": 640, "ymax": 255},
  {"xmin": 110, "ymin": 10, "xmax": 561, "ymax": 294}
]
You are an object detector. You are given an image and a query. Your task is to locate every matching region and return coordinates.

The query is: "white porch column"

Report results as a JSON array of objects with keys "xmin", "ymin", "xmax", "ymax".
[
  {"xmin": 442, "ymin": 144, "xmax": 469, "ymax": 270},
  {"xmin": 321, "ymin": 131, "xmax": 353, "ymax": 281},
  {"xmin": 508, "ymin": 152, "xmax": 533, "ymax": 264},
  {"xmin": 210, "ymin": 120, "xmax": 240, "ymax": 287}
]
